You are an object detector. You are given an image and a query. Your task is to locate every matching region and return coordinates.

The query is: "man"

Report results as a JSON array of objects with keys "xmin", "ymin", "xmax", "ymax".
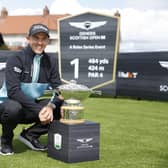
[{"xmin": 0, "ymin": 23, "xmax": 64, "ymax": 155}]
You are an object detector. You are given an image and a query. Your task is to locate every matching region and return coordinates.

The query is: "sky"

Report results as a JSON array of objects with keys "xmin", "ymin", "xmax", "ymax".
[{"xmin": 0, "ymin": 0, "xmax": 168, "ymax": 52}]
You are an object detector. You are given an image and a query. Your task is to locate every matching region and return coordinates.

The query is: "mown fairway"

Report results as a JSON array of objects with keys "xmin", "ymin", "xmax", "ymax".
[{"xmin": 0, "ymin": 97, "xmax": 168, "ymax": 168}]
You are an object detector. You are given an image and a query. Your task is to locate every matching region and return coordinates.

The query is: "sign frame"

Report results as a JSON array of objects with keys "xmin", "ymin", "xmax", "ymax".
[{"xmin": 58, "ymin": 11, "xmax": 120, "ymax": 90}]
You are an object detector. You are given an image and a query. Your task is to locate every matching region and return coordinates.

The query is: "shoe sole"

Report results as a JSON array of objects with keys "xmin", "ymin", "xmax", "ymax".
[
  {"xmin": 18, "ymin": 135, "xmax": 47, "ymax": 151},
  {"xmin": 0, "ymin": 137, "xmax": 14, "ymax": 156},
  {"xmin": 0, "ymin": 151, "xmax": 14, "ymax": 156}
]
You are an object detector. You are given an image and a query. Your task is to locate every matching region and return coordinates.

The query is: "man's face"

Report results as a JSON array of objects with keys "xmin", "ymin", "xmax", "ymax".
[{"xmin": 27, "ymin": 32, "xmax": 49, "ymax": 54}]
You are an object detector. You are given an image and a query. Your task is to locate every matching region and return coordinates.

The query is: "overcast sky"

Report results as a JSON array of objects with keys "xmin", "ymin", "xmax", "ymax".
[{"xmin": 0, "ymin": 0, "xmax": 168, "ymax": 52}]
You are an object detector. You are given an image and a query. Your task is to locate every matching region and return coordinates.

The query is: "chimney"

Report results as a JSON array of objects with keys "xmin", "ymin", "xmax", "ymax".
[
  {"xmin": 114, "ymin": 10, "xmax": 121, "ymax": 17},
  {"xmin": 43, "ymin": 6, "xmax": 49, "ymax": 16},
  {"xmin": 1, "ymin": 7, "xmax": 8, "ymax": 18}
]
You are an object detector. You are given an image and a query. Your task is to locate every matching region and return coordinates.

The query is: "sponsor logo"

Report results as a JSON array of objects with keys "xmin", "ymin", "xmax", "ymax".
[
  {"xmin": 118, "ymin": 71, "xmax": 138, "ymax": 79},
  {"xmin": 159, "ymin": 61, "xmax": 168, "ymax": 69},
  {"xmin": 69, "ymin": 21, "xmax": 107, "ymax": 30},
  {"xmin": 0, "ymin": 62, "xmax": 6, "ymax": 71},
  {"xmin": 54, "ymin": 133, "xmax": 62, "ymax": 150},
  {"xmin": 13, "ymin": 66, "xmax": 22, "ymax": 73},
  {"xmin": 160, "ymin": 85, "xmax": 168, "ymax": 92},
  {"xmin": 76, "ymin": 138, "xmax": 93, "ymax": 149},
  {"xmin": 157, "ymin": 62, "xmax": 168, "ymax": 92},
  {"xmin": 32, "ymin": 25, "xmax": 48, "ymax": 32},
  {"xmin": 76, "ymin": 138, "xmax": 93, "ymax": 143}
]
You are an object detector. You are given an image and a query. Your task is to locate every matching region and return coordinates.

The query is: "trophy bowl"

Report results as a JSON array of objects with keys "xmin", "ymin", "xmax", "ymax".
[
  {"xmin": 57, "ymin": 81, "xmax": 92, "ymax": 124},
  {"xmin": 58, "ymin": 82, "xmax": 91, "ymax": 100}
]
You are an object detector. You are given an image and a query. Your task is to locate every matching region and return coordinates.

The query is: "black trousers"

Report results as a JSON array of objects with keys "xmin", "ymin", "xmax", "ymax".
[{"xmin": 0, "ymin": 99, "xmax": 61, "ymax": 143}]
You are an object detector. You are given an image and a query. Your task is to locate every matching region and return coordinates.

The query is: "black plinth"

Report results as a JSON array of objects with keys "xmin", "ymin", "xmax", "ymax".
[{"xmin": 48, "ymin": 120, "xmax": 100, "ymax": 163}]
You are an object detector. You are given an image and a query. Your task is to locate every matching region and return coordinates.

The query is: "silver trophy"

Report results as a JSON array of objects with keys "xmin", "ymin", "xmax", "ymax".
[{"xmin": 57, "ymin": 80, "xmax": 94, "ymax": 124}]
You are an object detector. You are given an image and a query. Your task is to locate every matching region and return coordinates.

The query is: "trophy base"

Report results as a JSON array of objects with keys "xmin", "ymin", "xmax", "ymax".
[
  {"xmin": 48, "ymin": 120, "xmax": 100, "ymax": 163},
  {"xmin": 60, "ymin": 119, "xmax": 85, "ymax": 125}
]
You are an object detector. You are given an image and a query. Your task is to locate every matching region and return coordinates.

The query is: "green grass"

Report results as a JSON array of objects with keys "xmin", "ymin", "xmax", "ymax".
[{"xmin": 1, "ymin": 97, "xmax": 168, "ymax": 168}]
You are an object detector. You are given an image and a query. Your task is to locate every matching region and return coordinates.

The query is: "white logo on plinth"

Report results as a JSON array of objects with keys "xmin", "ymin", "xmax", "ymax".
[
  {"xmin": 76, "ymin": 138, "xmax": 93, "ymax": 149},
  {"xmin": 54, "ymin": 133, "xmax": 62, "ymax": 150}
]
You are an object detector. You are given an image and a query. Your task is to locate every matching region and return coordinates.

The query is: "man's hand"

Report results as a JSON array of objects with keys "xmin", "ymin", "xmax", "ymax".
[{"xmin": 38, "ymin": 106, "xmax": 54, "ymax": 125}]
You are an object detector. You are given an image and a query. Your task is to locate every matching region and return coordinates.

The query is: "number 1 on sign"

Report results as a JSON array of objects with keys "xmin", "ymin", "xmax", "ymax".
[{"xmin": 70, "ymin": 58, "xmax": 79, "ymax": 79}]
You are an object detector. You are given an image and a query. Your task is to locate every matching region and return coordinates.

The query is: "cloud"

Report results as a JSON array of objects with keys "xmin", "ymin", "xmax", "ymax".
[
  {"xmin": 124, "ymin": 0, "xmax": 168, "ymax": 10},
  {"xmin": 11, "ymin": 8, "xmax": 41, "ymax": 15},
  {"xmin": 120, "ymin": 8, "xmax": 168, "ymax": 52},
  {"xmin": 50, "ymin": 0, "xmax": 87, "ymax": 14}
]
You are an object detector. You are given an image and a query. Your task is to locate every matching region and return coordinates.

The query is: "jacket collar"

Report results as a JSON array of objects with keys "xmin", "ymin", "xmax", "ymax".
[
  {"xmin": 23, "ymin": 45, "xmax": 47, "ymax": 59},
  {"xmin": 23, "ymin": 45, "xmax": 50, "ymax": 67}
]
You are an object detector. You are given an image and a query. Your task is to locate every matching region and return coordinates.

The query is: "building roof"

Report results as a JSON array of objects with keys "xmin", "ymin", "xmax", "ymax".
[{"xmin": 0, "ymin": 6, "xmax": 69, "ymax": 35}]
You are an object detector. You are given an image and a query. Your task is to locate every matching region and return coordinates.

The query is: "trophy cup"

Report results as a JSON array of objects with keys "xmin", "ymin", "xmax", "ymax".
[{"xmin": 57, "ymin": 80, "xmax": 92, "ymax": 124}]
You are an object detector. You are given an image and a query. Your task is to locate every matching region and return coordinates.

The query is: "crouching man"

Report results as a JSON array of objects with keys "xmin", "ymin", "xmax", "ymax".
[{"xmin": 0, "ymin": 23, "xmax": 64, "ymax": 155}]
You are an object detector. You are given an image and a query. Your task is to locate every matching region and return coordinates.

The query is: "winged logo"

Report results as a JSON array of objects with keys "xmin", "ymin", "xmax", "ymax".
[
  {"xmin": 0, "ymin": 62, "xmax": 6, "ymax": 71},
  {"xmin": 76, "ymin": 138, "xmax": 93, "ymax": 143},
  {"xmin": 69, "ymin": 21, "xmax": 107, "ymax": 30},
  {"xmin": 159, "ymin": 61, "xmax": 168, "ymax": 69}
]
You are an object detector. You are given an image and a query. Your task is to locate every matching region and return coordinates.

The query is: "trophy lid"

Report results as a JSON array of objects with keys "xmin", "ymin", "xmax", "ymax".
[{"xmin": 58, "ymin": 80, "xmax": 90, "ymax": 91}]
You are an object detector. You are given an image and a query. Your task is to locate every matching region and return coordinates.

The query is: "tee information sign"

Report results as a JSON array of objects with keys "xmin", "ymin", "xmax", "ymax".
[{"xmin": 58, "ymin": 12, "xmax": 120, "ymax": 89}]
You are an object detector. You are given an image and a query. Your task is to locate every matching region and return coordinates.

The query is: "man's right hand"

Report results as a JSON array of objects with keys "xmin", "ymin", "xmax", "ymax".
[{"xmin": 38, "ymin": 106, "xmax": 54, "ymax": 125}]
